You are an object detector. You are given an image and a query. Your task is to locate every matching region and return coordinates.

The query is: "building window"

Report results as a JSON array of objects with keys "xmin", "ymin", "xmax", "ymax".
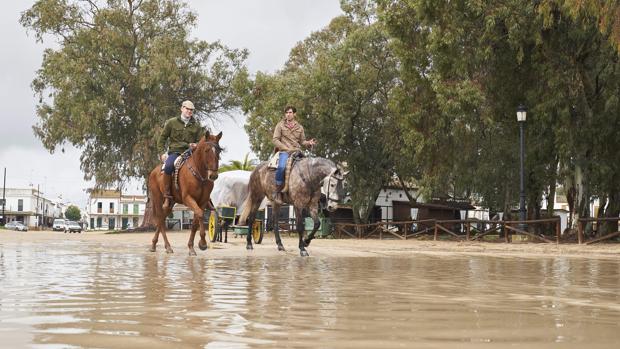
[
  {"xmin": 96, "ymin": 217, "xmax": 102, "ymax": 227},
  {"xmin": 123, "ymin": 204, "xmax": 128, "ymax": 214},
  {"xmin": 109, "ymin": 202, "xmax": 114, "ymax": 213},
  {"xmin": 18, "ymin": 199, "xmax": 23, "ymax": 211},
  {"xmin": 133, "ymin": 204, "xmax": 139, "ymax": 215},
  {"xmin": 90, "ymin": 218, "xmax": 94, "ymax": 229},
  {"xmin": 97, "ymin": 202, "xmax": 102, "ymax": 213}
]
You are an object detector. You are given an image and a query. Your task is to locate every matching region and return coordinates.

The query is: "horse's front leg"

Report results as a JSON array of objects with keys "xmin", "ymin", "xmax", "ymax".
[
  {"xmin": 184, "ymin": 197, "xmax": 204, "ymax": 256},
  {"xmin": 304, "ymin": 205, "xmax": 321, "ymax": 247},
  {"xmin": 295, "ymin": 207, "xmax": 308, "ymax": 257},
  {"xmin": 198, "ymin": 210, "xmax": 209, "ymax": 251}
]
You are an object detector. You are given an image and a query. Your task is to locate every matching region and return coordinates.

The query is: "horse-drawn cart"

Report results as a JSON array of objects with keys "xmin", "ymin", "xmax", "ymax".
[{"xmin": 204, "ymin": 170, "xmax": 265, "ymax": 244}]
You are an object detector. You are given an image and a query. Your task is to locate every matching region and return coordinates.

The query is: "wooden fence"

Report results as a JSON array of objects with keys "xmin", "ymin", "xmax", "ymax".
[
  {"xmin": 577, "ymin": 217, "xmax": 620, "ymax": 244},
  {"xmin": 332, "ymin": 217, "xmax": 564, "ymax": 243}
]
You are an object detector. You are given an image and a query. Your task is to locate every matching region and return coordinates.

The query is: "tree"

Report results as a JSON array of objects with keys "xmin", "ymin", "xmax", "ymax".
[
  {"xmin": 20, "ymin": 0, "xmax": 249, "ymax": 189},
  {"xmin": 379, "ymin": 0, "xmax": 620, "ymax": 227},
  {"xmin": 219, "ymin": 153, "xmax": 257, "ymax": 172},
  {"xmin": 242, "ymin": 3, "xmax": 399, "ymax": 223},
  {"xmin": 64, "ymin": 205, "xmax": 81, "ymax": 221}
]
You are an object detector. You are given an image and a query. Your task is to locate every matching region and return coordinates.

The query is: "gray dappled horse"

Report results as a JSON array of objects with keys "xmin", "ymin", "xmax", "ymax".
[{"xmin": 239, "ymin": 157, "xmax": 346, "ymax": 256}]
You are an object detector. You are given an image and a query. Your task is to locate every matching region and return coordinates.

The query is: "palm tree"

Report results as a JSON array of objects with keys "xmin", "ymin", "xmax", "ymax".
[{"xmin": 219, "ymin": 153, "xmax": 257, "ymax": 173}]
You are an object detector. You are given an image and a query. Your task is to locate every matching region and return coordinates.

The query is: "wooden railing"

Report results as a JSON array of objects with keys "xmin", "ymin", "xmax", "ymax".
[
  {"xmin": 332, "ymin": 217, "xmax": 563, "ymax": 243},
  {"xmin": 577, "ymin": 217, "xmax": 620, "ymax": 244}
]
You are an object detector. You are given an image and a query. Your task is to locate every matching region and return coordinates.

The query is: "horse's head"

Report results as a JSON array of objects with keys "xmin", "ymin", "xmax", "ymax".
[
  {"xmin": 322, "ymin": 167, "xmax": 348, "ymax": 212},
  {"xmin": 196, "ymin": 130, "xmax": 223, "ymax": 181}
]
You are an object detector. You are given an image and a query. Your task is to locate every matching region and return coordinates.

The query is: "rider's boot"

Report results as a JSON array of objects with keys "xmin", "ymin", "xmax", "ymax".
[
  {"xmin": 162, "ymin": 174, "xmax": 173, "ymax": 210},
  {"xmin": 272, "ymin": 183, "xmax": 285, "ymax": 205}
]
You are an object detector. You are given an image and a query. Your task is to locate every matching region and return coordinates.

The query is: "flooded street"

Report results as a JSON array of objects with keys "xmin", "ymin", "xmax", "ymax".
[{"xmin": 1, "ymin": 232, "xmax": 619, "ymax": 348}]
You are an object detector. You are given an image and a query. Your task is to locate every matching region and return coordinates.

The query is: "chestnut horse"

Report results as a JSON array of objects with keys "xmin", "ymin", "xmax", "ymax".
[
  {"xmin": 239, "ymin": 157, "xmax": 347, "ymax": 256},
  {"xmin": 148, "ymin": 130, "xmax": 222, "ymax": 255}
]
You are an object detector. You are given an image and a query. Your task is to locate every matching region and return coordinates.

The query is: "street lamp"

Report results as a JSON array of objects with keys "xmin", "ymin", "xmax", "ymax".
[{"xmin": 517, "ymin": 105, "xmax": 527, "ymax": 231}]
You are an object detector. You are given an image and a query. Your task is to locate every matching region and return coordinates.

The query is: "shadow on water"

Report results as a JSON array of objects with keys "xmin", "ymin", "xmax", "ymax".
[{"xmin": 0, "ymin": 241, "xmax": 619, "ymax": 348}]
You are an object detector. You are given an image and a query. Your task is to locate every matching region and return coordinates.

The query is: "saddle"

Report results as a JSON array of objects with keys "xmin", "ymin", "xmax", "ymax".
[
  {"xmin": 160, "ymin": 150, "xmax": 192, "ymax": 190},
  {"xmin": 268, "ymin": 151, "xmax": 304, "ymax": 193}
]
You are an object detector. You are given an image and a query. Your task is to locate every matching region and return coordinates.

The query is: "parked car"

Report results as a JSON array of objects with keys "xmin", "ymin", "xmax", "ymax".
[
  {"xmin": 53, "ymin": 219, "xmax": 67, "ymax": 231},
  {"xmin": 65, "ymin": 221, "xmax": 82, "ymax": 233},
  {"xmin": 5, "ymin": 221, "xmax": 28, "ymax": 231}
]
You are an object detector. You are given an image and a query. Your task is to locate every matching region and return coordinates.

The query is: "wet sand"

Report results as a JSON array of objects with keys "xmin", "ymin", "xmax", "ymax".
[{"xmin": 2, "ymin": 229, "xmax": 619, "ymax": 259}]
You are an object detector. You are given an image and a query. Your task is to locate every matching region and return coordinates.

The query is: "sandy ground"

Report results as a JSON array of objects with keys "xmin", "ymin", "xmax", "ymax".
[{"xmin": 1, "ymin": 228, "xmax": 619, "ymax": 259}]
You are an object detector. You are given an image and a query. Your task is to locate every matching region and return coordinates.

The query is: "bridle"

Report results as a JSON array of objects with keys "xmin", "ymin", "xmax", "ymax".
[
  {"xmin": 188, "ymin": 141, "xmax": 221, "ymax": 183},
  {"xmin": 323, "ymin": 169, "xmax": 344, "ymax": 203}
]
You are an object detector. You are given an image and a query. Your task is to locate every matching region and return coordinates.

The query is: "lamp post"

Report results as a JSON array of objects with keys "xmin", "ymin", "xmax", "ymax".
[{"xmin": 517, "ymin": 105, "xmax": 527, "ymax": 231}]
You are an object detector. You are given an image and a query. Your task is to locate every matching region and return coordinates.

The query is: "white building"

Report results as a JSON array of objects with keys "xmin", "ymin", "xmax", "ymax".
[
  {"xmin": 1, "ymin": 187, "xmax": 61, "ymax": 228},
  {"xmin": 87, "ymin": 189, "xmax": 146, "ymax": 230},
  {"xmin": 375, "ymin": 178, "xmax": 419, "ymax": 221}
]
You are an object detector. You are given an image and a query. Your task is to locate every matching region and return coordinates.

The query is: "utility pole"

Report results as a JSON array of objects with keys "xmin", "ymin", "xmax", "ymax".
[
  {"xmin": 1, "ymin": 168, "xmax": 6, "ymax": 225},
  {"xmin": 36, "ymin": 184, "xmax": 41, "ymax": 228}
]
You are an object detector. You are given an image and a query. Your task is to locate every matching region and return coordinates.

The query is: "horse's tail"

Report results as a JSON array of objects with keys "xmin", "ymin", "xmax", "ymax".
[
  {"xmin": 238, "ymin": 167, "xmax": 263, "ymax": 226},
  {"xmin": 238, "ymin": 195, "xmax": 252, "ymax": 226}
]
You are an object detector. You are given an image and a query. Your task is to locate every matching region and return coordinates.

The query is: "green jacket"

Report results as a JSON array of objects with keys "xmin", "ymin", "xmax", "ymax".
[{"xmin": 157, "ymin": 116, "xmax": 203, "ymax": 154}]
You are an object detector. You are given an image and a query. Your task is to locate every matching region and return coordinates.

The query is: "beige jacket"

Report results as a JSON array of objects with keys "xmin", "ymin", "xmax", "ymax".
[{"xmin": 272, "ymin": 119, "xmax": 306, "ymax": 152}]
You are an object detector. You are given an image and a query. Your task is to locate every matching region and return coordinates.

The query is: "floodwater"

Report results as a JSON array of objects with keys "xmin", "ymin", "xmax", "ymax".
[{"xmin": 1, "ymin": 240, "xmax": 619, "ymax": 348}]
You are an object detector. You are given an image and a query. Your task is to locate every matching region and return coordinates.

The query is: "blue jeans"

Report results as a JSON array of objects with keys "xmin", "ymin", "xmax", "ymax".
[
  {"xmin": 164, "ymin": 153, "xmax": 180, "ymax": 175},
  {"xmin": 275, "ymin": 152, "xmax": 289, "ymax": 185}
]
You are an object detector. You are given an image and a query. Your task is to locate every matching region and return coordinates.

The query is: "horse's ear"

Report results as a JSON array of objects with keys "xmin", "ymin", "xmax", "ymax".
[
  {"xmin": 216, "ymin": 131, "xmax": 222, "ymax": 142},
  {"xmin": 205, "ymin": 129, "xmax": 210, "ymax": 139}
]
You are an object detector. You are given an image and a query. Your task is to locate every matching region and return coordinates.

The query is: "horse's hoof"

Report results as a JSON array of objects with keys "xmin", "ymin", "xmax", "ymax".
[
  {"xmin": 198, "ymin": 242, "xmax": 208, "ymax": 251},
  {"xmin": 278, "ymin": 245, "xmax": 286, "ymax": 252},
  {"xmin": 166, "ymin": 248, "xmax": 174, "ymax": 254},
  {"xmin": 189, "ymin": 250, "xmax": 197, "ymax": 256},
  {"xmin": 246, "ymin": 244, "xmax": 253, "ymax": 250},
  {"xmin": 300, "ymin": 250, "xmax": 309, "ymax": 257},
  {"xmin": 149, "ymin": 247, "xmax": 156, "ymax": 252}
]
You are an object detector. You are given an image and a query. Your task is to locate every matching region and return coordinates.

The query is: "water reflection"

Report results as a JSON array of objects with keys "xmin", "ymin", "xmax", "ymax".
[{"xmin": 0, "ymin": 241, "xmax": 619, "ymax": 348}]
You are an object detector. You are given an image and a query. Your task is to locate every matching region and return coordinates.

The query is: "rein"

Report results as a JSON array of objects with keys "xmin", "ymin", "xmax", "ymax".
[{"xmin": 187, "ymin": 141, "xmax": 220, "ymax": 183}]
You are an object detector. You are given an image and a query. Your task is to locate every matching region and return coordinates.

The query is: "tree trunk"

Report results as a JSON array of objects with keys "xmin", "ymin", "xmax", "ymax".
[
  {"xmin": 396, "ymin": 173, "xmax": 418, "ymax": 204},
  {"xmin": 546, "ymin": 156, "xmax": 559, "ymax": 217},
  {"xmin": 604, "ymin": 192, "xmax": 620, "ymax": 234},
  {"xmin": 547, "ymin": 183, "xmax": 556, "ymax": 217},
  {"xmin": 140, "ymin": 174, "xmax": 155, "ymax": 229}
]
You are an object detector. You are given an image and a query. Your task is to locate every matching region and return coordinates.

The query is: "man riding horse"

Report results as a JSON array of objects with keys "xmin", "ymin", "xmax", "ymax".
[
  {"xmin": 272, "ymin": 106, "xmax": 317, "ymax": 204},
  {"xmin": 157, "ymin": 100, "xmax": 203, "ymax": 210}
]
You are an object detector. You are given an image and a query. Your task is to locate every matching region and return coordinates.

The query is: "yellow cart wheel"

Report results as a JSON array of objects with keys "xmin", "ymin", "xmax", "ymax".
[
  {"xmin": 252, "ymin": 220, "xmax": 263, "ymax": 244},
  {"xmin": 208, "ymin": 210, "xmax": 219, "ymax": 242}
]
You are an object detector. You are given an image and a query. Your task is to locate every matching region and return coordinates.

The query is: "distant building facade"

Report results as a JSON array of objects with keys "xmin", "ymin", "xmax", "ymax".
[
  {"xmin": 87, "ymin": 189, "xmax": 146, "ymax": 230},
  {"xmin": 1, "ymin": 187, "xmax": 61, "ymax": 227}
]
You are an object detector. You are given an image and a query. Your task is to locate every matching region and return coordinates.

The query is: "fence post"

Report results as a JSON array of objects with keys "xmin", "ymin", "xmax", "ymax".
[
  {"xmin": 504, "ymin": 222, "xmax": 510, "ymax": 243},
  {"xmin": 577, "ymin": 219, "xmax": 583, "ymax": 244},
  {"xmin": 556, "ymin": 217, "xmax": 560, "ymax": 244},
  {"xmin": 466, "ymin": 221, "xmax": 471, "ymax": 241},
  {"xmin": 434, "ymin": 222, "xmax": 438, "ymax": 241}
]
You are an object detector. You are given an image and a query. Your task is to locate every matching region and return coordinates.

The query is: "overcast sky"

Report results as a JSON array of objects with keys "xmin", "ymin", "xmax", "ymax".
[{"xmin": 0, "ymin": 0, "xmax": 342, "ymax": 209}]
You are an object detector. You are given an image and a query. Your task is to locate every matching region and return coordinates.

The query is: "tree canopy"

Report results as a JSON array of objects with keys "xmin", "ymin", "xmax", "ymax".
[
  {"xmin": 241, "ymin": 0, "xmax": 620, "ymax": 227},
  {"xmin": 21, "ymin": 0, "xmax": 249, "ymax": 188},
  {"xmin": 242, "ymin": 3, "xmax": 399, "ymax": 223},
  {"xmin": 218, "ymin": 153, "xmax": 257, "ymax": 172},
  {"xmin": 64, "ymin": 205, "xmax": 81, "ymax": 221}
]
